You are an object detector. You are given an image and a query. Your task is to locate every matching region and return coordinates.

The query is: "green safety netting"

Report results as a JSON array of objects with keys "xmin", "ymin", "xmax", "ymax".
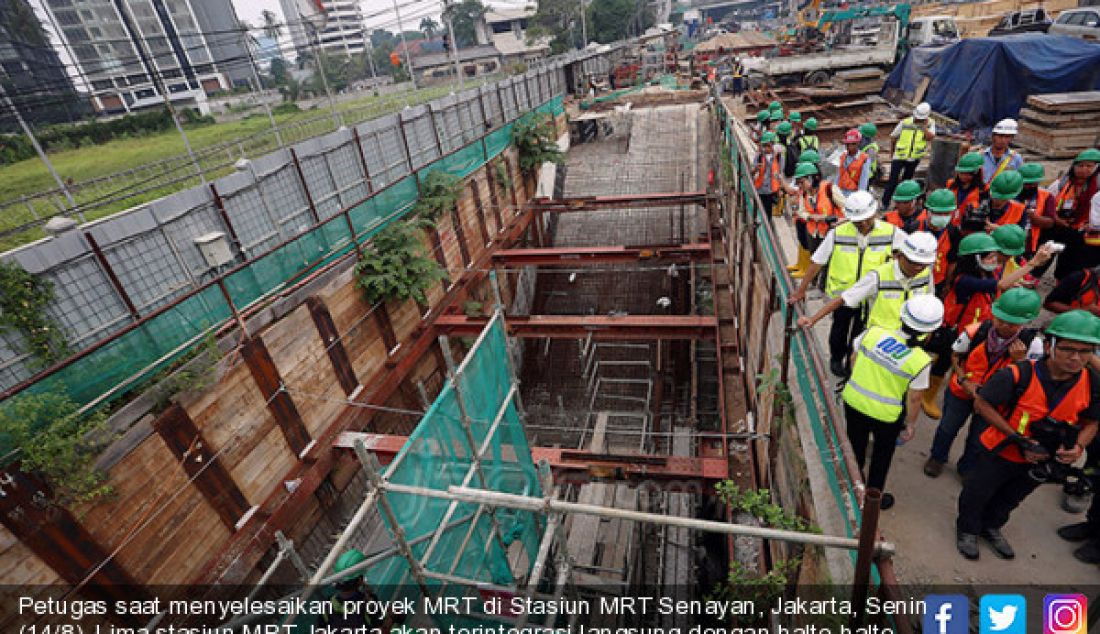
[
  {"xmin": 1, "ymin": 95, "xmax": 567, "ymax": 449},
  {"xmin": 365, "ymin": 314, "xmax": 544, "ymax": 620}
]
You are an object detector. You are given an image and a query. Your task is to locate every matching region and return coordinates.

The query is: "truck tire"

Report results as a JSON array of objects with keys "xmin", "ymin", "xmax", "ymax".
[{"xmin": 805, "ymin": 70, "xmax": 830, "ymax": 86}]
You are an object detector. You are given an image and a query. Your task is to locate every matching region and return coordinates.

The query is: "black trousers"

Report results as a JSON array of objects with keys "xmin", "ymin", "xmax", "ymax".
[
  {"xmin": 1078, "ymin": 436, "xmax": 1100, "ymax": 530},
  {"xmin": 882, "ymin": 159, "xmax": 919, "ymax": 208},
  {"xmin": 844, "ymin": 403, "xmax": 904, "ymax": 491},
  {"xmin": 829, "ymin": 305, "xmax": 865, "ymax": 366},
  {"xmin": 956, "ymin": 448, "xmax": 1042, "ymax": 535},
  {"xmin": 759, "ymin": 192, "xmax": 777, "ymax": 217}
]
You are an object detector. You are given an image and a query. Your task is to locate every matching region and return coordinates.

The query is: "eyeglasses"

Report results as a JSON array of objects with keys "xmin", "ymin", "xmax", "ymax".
[{"xmin": 1056, "ymin": 345, "xmax": 1096, "ymax": 358}]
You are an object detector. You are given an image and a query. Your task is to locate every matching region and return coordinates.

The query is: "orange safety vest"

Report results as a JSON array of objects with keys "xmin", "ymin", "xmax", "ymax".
[
  {"xmin": 1054, "ymin": 179, "xmax": 1088, "ymax": 229},
  {"xmin": 1022, "ymin": 189, "xmax": 1051, "ymax": 253},
  {"xmin": 948, "ymin": 321, "xmax": 1026, "ymax": 400},
  {"xmin": 942, "ymin": 274, "xmax": 996, "ymax": 330},
  {"xmin": 981, "ymin": 361, "xmax": 1093, "ymax": 463},
  {"xmin": 837, "ymin": 152, "xmax": 869, "ymax": 191},
  {"xmin": 1070, "ymin": 270, "xmax": 1100, "ymax": 311},
  {"xmin": 801, "ymin": 181, "xmax": 840, "ymax": 237},
  {"xmin": 948, "ymin": 178, "xmax": 984, "ymax": 226},
  {"xmin": 933, "ymin": 229, "xmax": 955, "ymax": 286},
  {"xmin": 990, "ymin": 200, "xmax": 1025, "ymax": 227},
  {"xmin": 753, "ymin": 152, "xmax": 782, "ymax": 192},
  {"xmin": 884, "ymin": 209, "xmax": 931, "ymax": 233}
]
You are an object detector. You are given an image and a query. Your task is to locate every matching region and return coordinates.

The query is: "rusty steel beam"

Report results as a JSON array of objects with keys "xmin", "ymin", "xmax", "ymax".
[
  {"xmin": 530, "ymin": 192, "xmax": 711, "ymax": 212},
  {"xmin": 334, "ymin": 432, "xmax": 728, "ymax": 481},
  {"xmin": 492, "ymin": 243, "xmax": 710, "ymax": 267},
  {"xmin": 435, "ymin": 314, "xmax": 717, "ymax": 340}
]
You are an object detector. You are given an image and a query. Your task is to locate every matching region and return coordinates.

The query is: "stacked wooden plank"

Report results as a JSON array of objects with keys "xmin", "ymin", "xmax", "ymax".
[
  {"xmin": 1017, "ymin": 92, "xmax": 1100, "ymax": 159},
  {"xmin": 831, "ymin": 68, "xmax": 885, "ymax": 95}
]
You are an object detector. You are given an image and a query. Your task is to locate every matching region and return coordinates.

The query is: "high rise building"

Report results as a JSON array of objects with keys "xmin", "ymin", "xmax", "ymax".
[
  {"xmin": 279, "ymin": 0, "xmax": 366, "ymax": 60},
  {"xmin": 40, "ymin": 0, "xmax": 252, "ymax": 115},
  {"xmin": 0, "ymin": 0, "xmax": 88, "ymax": 127}
]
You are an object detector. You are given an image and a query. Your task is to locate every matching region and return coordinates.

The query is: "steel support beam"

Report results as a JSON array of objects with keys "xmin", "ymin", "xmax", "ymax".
[
  {"xmin": 435, "ymin": 314, "xmax": 717, "ymax": 341},
  {"xmin": 530, "ymin": 192, "xmax": 711, "ymax": 211},
  {"xmin": 334, "ymin": 432, "xmax": 728, "ymax": 481},
  {"xmin": 492, "ymin": 243, "xmax": 710, "ymax": 267}
]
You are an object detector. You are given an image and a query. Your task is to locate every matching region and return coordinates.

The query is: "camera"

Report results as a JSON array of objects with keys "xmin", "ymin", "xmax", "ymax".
[
  {"xmin": 1024, "ymin": 417, "xmax": 1093, "ymax": 495},
  {"xmin": 961, "ymin": 199, "xmax": 992, "ymax": 232}
]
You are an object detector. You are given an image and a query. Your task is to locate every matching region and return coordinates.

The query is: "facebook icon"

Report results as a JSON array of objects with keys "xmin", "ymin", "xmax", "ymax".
[{"xmin": 924, "ymin": 595, "xmax": 969, "ymax": 634}]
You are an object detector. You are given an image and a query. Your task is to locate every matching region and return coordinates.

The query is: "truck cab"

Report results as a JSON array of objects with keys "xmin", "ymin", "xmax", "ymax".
[{"xmin": 907, "ymin": 16, "xmax": 961, "ymax": 46}]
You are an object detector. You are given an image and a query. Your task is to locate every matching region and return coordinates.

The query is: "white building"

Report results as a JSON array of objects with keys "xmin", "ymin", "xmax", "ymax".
[
  {"xmin": 279, "ymin": 0, "xmax": 366, "ymax": 59},
  {"xmin": 479, "ymin": 7, "xmax": 550, "ymax": 67}
]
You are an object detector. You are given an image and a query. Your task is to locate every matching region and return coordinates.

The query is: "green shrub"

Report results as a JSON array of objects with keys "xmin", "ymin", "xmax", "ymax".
[
  {"xmin": 0, "ymin": 260, "xmax": 69, "ymax": 366},
  {"xmin": 355, "ymin": 219, "xmax": 445, "ymax": 305},
  {"xmin": 512, "ymin": 112, "xmax": 563, "ymax": 173},
  {"xmin": 414, "ymin": 170, "xmax": 464, "ymax": 223}
]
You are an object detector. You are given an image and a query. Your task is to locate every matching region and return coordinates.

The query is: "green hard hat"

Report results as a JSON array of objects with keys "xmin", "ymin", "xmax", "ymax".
[
  {"xmin": 925, "ymin": 188, "xmax": 957, "ymax": 213},
  {"xmin": 892, "ymin": 180, "xmax": 922, "ymax": 202},
  {"xmin": 992, "ymin": 223, "xmax": 1026, "ymax": 256},
  {"xmin": 990, "ymin": 170, "xmax": 1024, "ymax": 200},
  {"xmin": 757, "ymin": 110, "xmax": 770, "ymax": 122},
  {"xmin": 770, "ymin": 110, "xmax": 785, "ymax": 121},
  {"xmin": 992, "ymin": 287, "xmax": 1042, "ymax": 325},
  {"xmin": 335, "ymin": 549, "xmax": 367, "ymax": 574},
  {"xmin": 860, "ymin": 122, "xmax": 878, "ymax": 137},
  {"xmin": 1046, "ymin": 310, "xmax": 1100, "ymax": 345},
  {"xmin": 1075, "ymin": 148, "xmax": 1100, "ymax": 163},
  {"xmin": 776, "ymin": 121, "xmax": 793, "ymax": 135},
  {"xmin": 798, "ymin": 149, "xmax": 821, "ymax": 164},
  {"xmin": 1018, "ymin": 163, "xmax": 1045, "ymax": 184},
  {"xmin": 794, "ymin": 161, "xmax": 819, "ymax": 179},
  {"xmin": 958, "ymin": 232, "xmax": 998, "ymax": 256},
  {"xmin": 761, "ymin": 131, "xmax": 777, "ymax": 143},
  {"xmin": 769, "ymin": 100, "xmax": 782, "ymax": 111},
  {"xmin": 804, "ymin": 117, "xmax": 818, "ymax": 131},
  {"xmin": 789, "ymin": 111, "xmax": 802, "ymax": 122},
  {"xmin": 956, "ymin": 152, "xmax": 983, "ymax": 173}
]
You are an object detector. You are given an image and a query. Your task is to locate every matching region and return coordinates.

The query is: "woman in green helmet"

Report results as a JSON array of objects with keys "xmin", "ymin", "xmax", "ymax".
[{"xmin": 1040, "ymin": 148, "xmax": 1100, "ymax": 279}]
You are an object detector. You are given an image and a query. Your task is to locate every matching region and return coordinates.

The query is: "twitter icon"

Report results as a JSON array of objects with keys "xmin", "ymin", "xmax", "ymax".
[{"xmin": 981, "ymin": 595, "xmax": 1026, "ymax": 634}]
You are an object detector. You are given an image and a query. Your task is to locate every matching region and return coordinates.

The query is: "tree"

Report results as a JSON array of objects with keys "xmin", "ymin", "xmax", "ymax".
[
  {"xmin": 442, "ymin": 0, "xmax": 487, "ymax": 48},
  {"xmin": 530, "ymin": 0, "xmax": 585, "ymax": 53},
  {"xmin": 419, "ymin": 16, "xmax": 440, "ymax": 39},
  {"xmin": 588, "ymin": 0, "xmax": 653, "ymax": 42},
  {"xmin": 270, "ymin": 57, "xmax": 290, "ymax": 86}
]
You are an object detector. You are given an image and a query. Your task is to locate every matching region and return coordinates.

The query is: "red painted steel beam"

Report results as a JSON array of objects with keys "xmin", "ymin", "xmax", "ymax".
[
  {"xmin": 530, "ymin": 192, "xmax": 710, "ymax": 211},
  {"xmin": 492, "ymin": 243, "xmax": 711, "ymax": 266},
  {"xmin": 435, "ymin": 314, "xmax": 718, "ymax": 340},
  {"xmin": 334, "ymin": 432, "xmax": 727, "ymax": 481}
]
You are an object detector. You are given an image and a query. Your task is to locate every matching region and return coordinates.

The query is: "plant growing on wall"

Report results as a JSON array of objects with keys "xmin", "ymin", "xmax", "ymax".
[
  {"xmin": 146, "ymin": 333, "xmax": 224, "ymax": 413},
  {"xmin": 414, "ymin": 170, "xmax": 464, "ymax": 224},
  {"xmin": 512, "ymin": 113, "xmax": 563, "ymax": 174},
  {"xmin": 494, "ymin": 160, "xmax": 513, "ymax": 194},
  {"xmin": 355, "ymin": 220, "xmax": 445, "ymax": 306},
  {"xmin": 0, "ymin": 260, "xmax": 69, "ymax": 367},
  {"xmin": 0, "ymin": 391, "xmax": 112, "ymax": 506}
]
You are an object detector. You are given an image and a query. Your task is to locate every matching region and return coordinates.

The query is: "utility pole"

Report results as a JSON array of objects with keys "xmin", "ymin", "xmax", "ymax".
[
  {"xmin": 305, "ymin": 23, "xmax": 343, "ymax": 127},
  {"xmin": 442, "ymin": 0, "xmax": 463, "ymax": 90},
  {"xmin": 0, "ymin": 83, "xmax": 82, "ymax": 221},
  {"xmin": 117, "ymin": 0, "xmax": 205, "ymax": 184},
  {"xmin": 580, "ymin": 0, "xmax": 588, "ymax": 49},
  {"xmin": 392, "ymin": 0, "xmax": 419, "ymax": 89}
]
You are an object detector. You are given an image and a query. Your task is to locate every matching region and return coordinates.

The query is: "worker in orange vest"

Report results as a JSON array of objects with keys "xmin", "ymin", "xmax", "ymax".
[
  {"xmin": 1015, "ymin": 163, "xmax": 1054, "ymax": 256},
  {"xmin": 924, "ymin": 288, "xmax": 1044, "ymax": 479},
  {"xmin": 753, "ymin": 131, "xmax": 784, "ymax": 217},
  {"xmin": 1045, "ymin": 264, "xmax": 1100, "ymax": 316},
  {"xmin": 883, "ymin": 180, "xmax": 930, "ymax": 234},
  {"xmin": 980, "ymin": 171, "xmax": 1028, "ymax": 230},
  {"xmin": 956, "ymin": 310, "xmax": 1100, "ymax": 561},
  {"xmin": 926, "ymin": 189, "xmax": 962, "ymax": 293},
  {"xmin": 833, "ymin": 128, "xmax": 871, "ymax": 197},
  {"xmin": 788, "ymin": 160, "xmax": 844, "ymax": 279},
  {"xmin": 948, "ymin": 153, "xmax": 985, "ymax": 224},
  {"xmin": 1039, "ymin": 149, "xmax": 1100, "ymax": 279}
]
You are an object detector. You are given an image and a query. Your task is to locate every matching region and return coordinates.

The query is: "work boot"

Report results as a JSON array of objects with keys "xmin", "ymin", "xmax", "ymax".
[
  {"xmin": 789, "ymin": 247, "xmax": 811, "ymax": 279},
  {"xmin": 1073, "ymin": 540, "xmax": 1100, "ymax": 565},
  {"xmin": 921, "ymin": 374, "xmax": 944, "ymax": 419},
  {"xmin": 787, "ymin": 247, "xmax": 805, "ymax": 272},
  {"xmin": 957, "ymin": 532, "xmax": 979, "ymax": 560},
  {"xmin": 1063, "ymin": 491, "xmax": 1092, "ymax": 514},
  {"xmin": 1058, "ymin": 522, "xmax": 1097, "ymax": 542},
  {"xmin": 980, "ymin": 528, "xmax": 1015, "ymax": 559},
  {"xmin": 830, "ymin": 358, "xmax": 847, "ymax": 378},
  {"xmin": 923, "ymin": 457, "xmax": 944, "ymax": 478}
]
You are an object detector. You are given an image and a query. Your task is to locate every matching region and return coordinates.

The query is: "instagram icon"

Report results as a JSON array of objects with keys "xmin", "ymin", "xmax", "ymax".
[{"xmin": 1045, "ymin": 595, "xmax": 1088, "ymax": 634}]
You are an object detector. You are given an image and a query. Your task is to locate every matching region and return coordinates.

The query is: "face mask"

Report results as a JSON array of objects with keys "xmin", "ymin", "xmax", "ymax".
[
  {"xmin": 978, "ymin": 255, "xmax": 999, "ymax": 272},
  {"xmin": 930, "ymin": 214, "xmax": 950, "ymax": 229}
]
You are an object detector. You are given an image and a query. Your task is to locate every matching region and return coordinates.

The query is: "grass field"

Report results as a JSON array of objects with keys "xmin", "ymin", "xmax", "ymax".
[{"xmin": 0, "ymin": 82, "xmax": 468, "ymax": 251}]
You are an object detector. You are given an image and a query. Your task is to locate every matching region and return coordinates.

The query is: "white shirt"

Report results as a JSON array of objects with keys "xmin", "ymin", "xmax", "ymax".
[
  {"xmin": 840, "ymin": 260, "xmax": 931, "ymax": 308},
  {"xmin": 852, "ymin": 330, "xmax": 931, "ymax": 390},
  {"xmin": 810, "ymin": 221, "xmax": 909, "ymax": 265},
  {"xmin": 1090, "ymin": 190, "xmax": 1100, "ymax": 230}
]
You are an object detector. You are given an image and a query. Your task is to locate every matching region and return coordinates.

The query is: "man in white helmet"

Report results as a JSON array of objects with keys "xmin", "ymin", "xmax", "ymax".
[
  {"xmin": 982, "ymin": 118, "xmax": 1024, "ymax": 186},
  {"xmin": 883, "ymin": 102, "xmax": 937, "ymax": 208},
  {"xmin": 841, "ymin": 295, "xmax": 944, "ymax": 509},
  {"xmin": 789, "ymin": 190, "xmax": 907, "ymax": 377},
  {"xmin": 799, "ymin": 230, "xmax": 938, "ymax": 356}
]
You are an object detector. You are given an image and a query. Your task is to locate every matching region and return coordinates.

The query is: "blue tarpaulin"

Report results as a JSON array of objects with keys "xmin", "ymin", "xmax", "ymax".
[{"xmin": 884, "ymin": 34, "xmax": 1100, "ymax": 134}]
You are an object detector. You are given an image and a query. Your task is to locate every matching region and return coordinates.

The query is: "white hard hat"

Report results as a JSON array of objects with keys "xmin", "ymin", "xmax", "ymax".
[
  {"xmin": 901, "ymin": 295, "xmax": 944, "ymax": 333},
  {"xmin": 992, "ymin": 118, "xmax": 1018, "ymax": 135},
  {"xmin": 844, "ymin": 190, "xmax": 878, "ymax": 221},
  {"xmin": 900, "ymin": 231, "xmax": 938, "ymax": 264},
  {"xmin": 914, "ymin": 102, "xmax": 931, "ymax": 119}
]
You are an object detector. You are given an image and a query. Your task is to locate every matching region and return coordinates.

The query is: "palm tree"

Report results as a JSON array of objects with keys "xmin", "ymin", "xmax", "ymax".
[{"xmin": 419, "ymin": 16, "xmax": 440, "ymax": 39}]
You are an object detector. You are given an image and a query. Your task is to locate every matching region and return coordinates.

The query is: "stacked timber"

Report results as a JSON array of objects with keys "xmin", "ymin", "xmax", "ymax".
[
  {"xmin": 1016, "ymin": 92, "xmax": 1100, "ymax": 159},
  {"xmin": 831, "ymin": 68, "xmax": 885, "ymax": 95}
]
